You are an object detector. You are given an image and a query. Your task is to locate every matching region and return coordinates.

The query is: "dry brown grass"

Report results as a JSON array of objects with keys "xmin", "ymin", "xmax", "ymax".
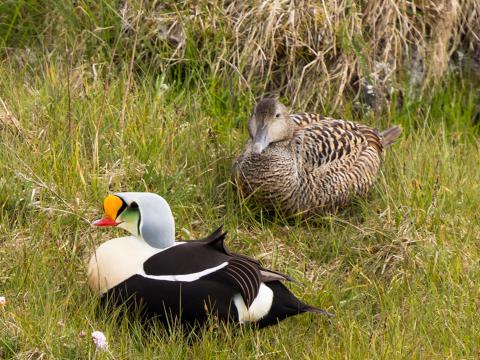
[
  {"xmin": 120, "ymin": 0, "xmax": 479, "ymax": 110},
  {"xmin": 3, "ymin": 1, "xmax": 477, "ymax": 110}
]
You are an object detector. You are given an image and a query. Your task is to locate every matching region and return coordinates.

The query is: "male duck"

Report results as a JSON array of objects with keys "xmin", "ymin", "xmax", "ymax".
[
  {"xmin": 233, "ymin": 98, "xmax": 401, "ymax": 214},
  {"xmin": 88, "ymin": 192, "xmax": 333, "ymax": 328}
]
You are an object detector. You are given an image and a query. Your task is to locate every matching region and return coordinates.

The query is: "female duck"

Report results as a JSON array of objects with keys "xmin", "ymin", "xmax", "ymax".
[
  {"xmin": 88, "ymin": 192, "xmax": 333, "ymax": 328},
  {"xmin": 233, "ymin": 98, "xmax": 401, "ymax": 214}
]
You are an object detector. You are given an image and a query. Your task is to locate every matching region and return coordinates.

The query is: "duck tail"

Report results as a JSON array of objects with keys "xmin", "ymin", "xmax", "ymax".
[
  {"xmin": 255, "ymin": 281, "xmax": 334, "ymax": 328},
  {"xmin": 380, "ymin": 125, "xmax": 402, "ymax": 148}
]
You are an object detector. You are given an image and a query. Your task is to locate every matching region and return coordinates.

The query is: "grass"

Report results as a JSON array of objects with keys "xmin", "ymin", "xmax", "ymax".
[
  {"xmin": 1, "ymin": 0, "xmax": 480, "ymax": 109},
  {"xmin": 1, "ymin": 1, "xmax": 480, "ymax": 358},
  {"xmin": 1, "ymin": 56, "xmax": 479, "ymax": 359}
]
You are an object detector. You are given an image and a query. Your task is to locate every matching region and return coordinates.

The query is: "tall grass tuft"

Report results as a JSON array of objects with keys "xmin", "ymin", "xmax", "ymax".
[{"xmin": 1, "ymin": 1, "xmax": 479, "ymax": 110}]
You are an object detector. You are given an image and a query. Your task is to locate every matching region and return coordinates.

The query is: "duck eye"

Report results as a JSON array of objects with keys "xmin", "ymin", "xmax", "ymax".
[
  {"xmin": 130, "ymin": 202, "xmax": 139, "ymax": 209},
  {"xmin": 275, "ymin": 113, "xmax": 280, "ymax": 118}
]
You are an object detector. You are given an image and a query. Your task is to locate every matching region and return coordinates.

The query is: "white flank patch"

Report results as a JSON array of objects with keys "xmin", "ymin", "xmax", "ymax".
[
  {"xmin": 234, "ymin": 283, "xmax": 274, "ymax": 323},
  {"xmin": 137, "ymin": 262, "xmax": 229, "ymax": 282}
]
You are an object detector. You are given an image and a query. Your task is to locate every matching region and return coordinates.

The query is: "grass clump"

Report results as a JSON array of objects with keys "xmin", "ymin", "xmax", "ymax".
[{"xmin": 1, "ymin": 1, "xmax": 479, "ymax": 109}]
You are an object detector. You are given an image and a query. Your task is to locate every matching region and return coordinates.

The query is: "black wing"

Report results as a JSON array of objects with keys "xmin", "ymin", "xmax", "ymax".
[
  {"xmin": 142, "ymin": 226, "xmax": 297, "ymax": 307},
  {"xmin": 201, "ymin": 227, "xmax": 301, "ymax": 304},
  {"xmin": 196, "ymin": 227, "xmax": 264, "ymax": 307},
  {"xmin": 143, "ymin": 227, "xmax": 232, "ymax": 276}
]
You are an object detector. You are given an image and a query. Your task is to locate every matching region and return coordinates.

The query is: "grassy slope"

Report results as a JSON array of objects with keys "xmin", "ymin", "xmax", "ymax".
[{"xmin": 0, "ymin": 57, "xmax": 479, "ymax": 359}]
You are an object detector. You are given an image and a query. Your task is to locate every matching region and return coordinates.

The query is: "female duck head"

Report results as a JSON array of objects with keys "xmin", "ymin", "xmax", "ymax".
[
  {"xmin": 248, "ymin": 98, "xmax": 294, "ymax": 154},
  {"xmin": 92, "ymin": 192, "xmax": 175, "ymax": 249}
]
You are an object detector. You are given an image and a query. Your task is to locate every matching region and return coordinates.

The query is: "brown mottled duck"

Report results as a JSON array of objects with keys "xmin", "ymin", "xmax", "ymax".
[{"xmin": 232, "ymin": 98, "xmax": 401, "ymax": 215}]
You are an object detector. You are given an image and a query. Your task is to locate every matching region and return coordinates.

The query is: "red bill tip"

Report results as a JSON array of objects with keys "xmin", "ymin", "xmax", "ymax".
[{"xmin": 92, "ymin": 217, "xmax": 118, "ymax": 227}]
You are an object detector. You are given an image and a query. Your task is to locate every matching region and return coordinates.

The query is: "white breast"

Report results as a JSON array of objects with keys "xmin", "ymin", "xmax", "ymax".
[{"xmin": 87, "ymin": 236, "xmax": 183, "ymax": 294}]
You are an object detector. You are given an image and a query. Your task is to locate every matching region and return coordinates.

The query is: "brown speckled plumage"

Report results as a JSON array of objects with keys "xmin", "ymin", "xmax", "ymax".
[{"xmin": 233, "ymin": 98, "xmax": 401, "ymax": 214}]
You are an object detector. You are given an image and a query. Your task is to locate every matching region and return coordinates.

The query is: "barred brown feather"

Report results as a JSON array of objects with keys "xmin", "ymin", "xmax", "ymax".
[{"xmin": 232, "ymin": 98, "xmax": 401, "ymax": 214}]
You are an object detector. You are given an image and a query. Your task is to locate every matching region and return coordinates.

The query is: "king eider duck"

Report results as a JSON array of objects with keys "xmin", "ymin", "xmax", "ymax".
[
  {"xmin": 233, "ymin": 98, "xmax": 402, "ymax": 215},
  {"xmin": 88, "ymin": 192, "xmax": 333, "ymax": 328}
]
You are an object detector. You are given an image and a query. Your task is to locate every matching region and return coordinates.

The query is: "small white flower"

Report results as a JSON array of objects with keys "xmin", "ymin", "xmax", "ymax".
[
  {"xmin": 0, "ymin": 296, "xmax": 5, "ymax": 308},
  {"xmin": 91, "ymin": 331, "xmax": 108, "ymax": 351}
]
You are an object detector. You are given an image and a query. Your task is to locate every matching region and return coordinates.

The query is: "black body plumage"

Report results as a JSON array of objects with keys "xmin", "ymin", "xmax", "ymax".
[{"xmin": 101, "ymin": 228, "xmax": 332, "ymax": 329}]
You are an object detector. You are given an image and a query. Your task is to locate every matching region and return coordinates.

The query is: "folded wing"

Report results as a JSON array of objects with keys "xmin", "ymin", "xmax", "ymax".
[{"xmin": 141, "ymin": 227, "xmax": 296, "ymax": 308}]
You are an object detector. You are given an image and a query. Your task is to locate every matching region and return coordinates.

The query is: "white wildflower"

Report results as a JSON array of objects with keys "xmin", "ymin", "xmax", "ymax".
[
  {"xmin": 0, "ymin": 296, "xmax": 5, "ymax": 308},
  {"xmin": 91, "ymin": 331, "xmax": 108, "ymax": 351}
]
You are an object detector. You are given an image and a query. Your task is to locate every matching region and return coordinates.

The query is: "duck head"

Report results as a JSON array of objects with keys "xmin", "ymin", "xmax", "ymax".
[
  {"xmin": 248, "ymin": 98, "xmax": 294, "ymax": 154},
  {"xmin": 92, "ymin": 192, "xmax": 175, "ymax": 249}
]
